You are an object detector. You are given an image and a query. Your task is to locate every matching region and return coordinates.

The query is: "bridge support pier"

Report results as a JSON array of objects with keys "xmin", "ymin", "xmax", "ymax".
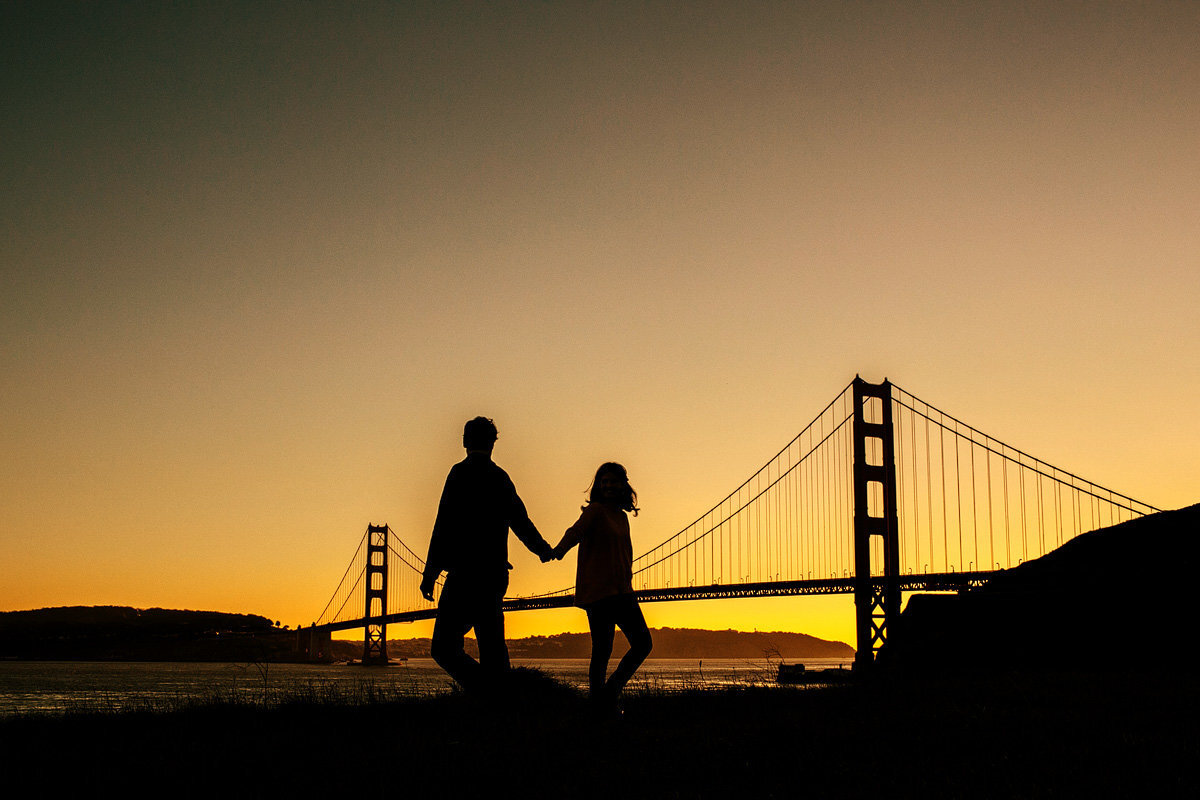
[
  {"xmin": 852, "ymin": 377, "xmax": 902, "ymax": 672},
  {"xmin": 296, "ymin": 626, "xmax": 332, "ymax": 663},
  {"xmin": 362, "ymin": 524, "xmax": 389, "ymax": 666}
]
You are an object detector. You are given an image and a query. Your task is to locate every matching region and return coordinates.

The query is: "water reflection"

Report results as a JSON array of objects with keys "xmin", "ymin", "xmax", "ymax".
[{"xmin": 0, "ymin": 658, "xmax": 852, "ymax": 715}]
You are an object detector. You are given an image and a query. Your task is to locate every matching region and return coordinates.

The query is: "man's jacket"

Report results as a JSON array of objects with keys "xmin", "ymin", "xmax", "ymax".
[{"xmin": 422, "ymin": 453, "xmax": 551, "ymax": 585}]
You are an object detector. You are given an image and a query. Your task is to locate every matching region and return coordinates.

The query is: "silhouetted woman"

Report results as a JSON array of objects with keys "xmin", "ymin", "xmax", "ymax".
[{"xmin": 552, "ymin": 462, "xmax": 653, "ymax": 709}]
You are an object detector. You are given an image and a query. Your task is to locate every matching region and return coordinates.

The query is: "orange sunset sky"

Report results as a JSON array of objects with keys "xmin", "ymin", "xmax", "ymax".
[{"xmin": 2, "ymin": 2, "xmax": 1197, "ymax": 645}]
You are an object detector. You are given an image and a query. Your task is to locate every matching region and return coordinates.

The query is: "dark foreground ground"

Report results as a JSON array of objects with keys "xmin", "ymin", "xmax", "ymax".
[{"xmin": 1, "ymin": 668, "xmax": 1196, "ymax": 798}]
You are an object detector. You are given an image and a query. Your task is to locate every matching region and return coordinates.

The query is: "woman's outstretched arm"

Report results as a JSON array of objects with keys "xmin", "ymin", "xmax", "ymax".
[{"xmin": 551, "ymin": 503, "xmax": 599, "ymax": 559}]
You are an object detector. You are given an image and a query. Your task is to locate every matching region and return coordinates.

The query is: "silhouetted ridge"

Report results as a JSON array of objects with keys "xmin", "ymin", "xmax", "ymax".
[
  {"xmin": 0, "ymin": 606, "xmax": 282, "ymax": 660},
  {"xmin": 881, "ymin": 503, "xmax": 1200, "ymax": 671},
  {"xmin": 0, "ymin": 605, "xmax": 273, "ymax": 635}
]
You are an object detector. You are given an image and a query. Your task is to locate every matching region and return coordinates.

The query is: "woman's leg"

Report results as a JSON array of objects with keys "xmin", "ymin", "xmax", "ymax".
[
  {"xmin": 605, "ymin": 597, "xmax": 653, "ymax": 697},
  {"xmin": 585, "ymin": 602, "xmax": 617, "ymax": 697}
]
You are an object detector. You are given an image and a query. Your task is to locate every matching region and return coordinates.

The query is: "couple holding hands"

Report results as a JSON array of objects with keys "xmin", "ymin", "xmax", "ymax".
[{"xmin": 419, "ymin": 416, "xmax": 652, "ymax": 708}]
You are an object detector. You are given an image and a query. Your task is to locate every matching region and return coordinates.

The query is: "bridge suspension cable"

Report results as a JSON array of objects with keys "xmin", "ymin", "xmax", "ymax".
[
  {"xmin": 889, "ymin": 382, "xmax": 1159, "ymax": 577},
  {"xmin": 312, "ymin": 379, "xmax": 1162, "ymax": 626},
  {"xmin": 315, "ymin": 526, "xmax": 443, "ymax": 627},
  {"xmin": 519, "ymin": 380, "xmax": 860, "ymax": 600},
  {"xmin": 384, "ymin": 534, "xmax": 441, "ymax": 621},
  {"xmin": 313, "ymin": 527, "xmax": 368, "ymax": 627}
]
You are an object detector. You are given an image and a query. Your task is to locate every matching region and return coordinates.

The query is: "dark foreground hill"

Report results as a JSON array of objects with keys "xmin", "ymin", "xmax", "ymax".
[
  {"xmin": 882, "ymin": 503, "xmax": 1200, "ymax": 671},
  {"xmin": 0, "ymin": 668, "xmax": 1194, "ymax": 797}
]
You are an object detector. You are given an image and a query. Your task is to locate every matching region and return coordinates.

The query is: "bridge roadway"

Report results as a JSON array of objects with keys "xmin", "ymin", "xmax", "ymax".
[{"xmin": 313, "ymin": 570, "xmax": 997, "ymax": 633}]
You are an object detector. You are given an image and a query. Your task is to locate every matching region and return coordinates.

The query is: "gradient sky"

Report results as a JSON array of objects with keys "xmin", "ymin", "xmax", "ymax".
[{"xmin": 3, "ymin": 1, "xmax": 1197, "ymax": 644}]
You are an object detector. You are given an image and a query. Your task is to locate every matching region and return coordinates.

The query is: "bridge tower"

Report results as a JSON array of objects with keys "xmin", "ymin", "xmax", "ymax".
[
  {"xmin": 362, "ymin": 523, "xmax": 389, "ymax": 666},
  {"xmin": 852, "ymin": 377, "xmax": 902, "ymax": 671}
]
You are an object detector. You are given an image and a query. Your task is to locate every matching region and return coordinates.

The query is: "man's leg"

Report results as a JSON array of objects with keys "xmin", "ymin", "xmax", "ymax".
[
  {"xmin": 472, "ymin": 593, "xmax": 511, "ymax": 690},
  {"xmin": 430, "ymin": 576, "xmax": 482, "ymax": 691}
]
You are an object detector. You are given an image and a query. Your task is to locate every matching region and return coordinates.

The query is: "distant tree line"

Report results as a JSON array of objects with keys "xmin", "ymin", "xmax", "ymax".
[{"xmin": 0, "ymin": 606, "xmax": 289, "ymax": 661}]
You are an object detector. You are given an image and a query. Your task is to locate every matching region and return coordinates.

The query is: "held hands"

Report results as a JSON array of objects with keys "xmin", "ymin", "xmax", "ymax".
[{"xmin": 540, "ymin": 543, "xmax": 566, "ymax": 563}]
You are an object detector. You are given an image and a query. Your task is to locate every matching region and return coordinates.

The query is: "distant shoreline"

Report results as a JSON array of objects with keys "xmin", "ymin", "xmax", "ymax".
[{"xmin": 1, "ymin": 606, "xmax": 854, "ymax": 661}]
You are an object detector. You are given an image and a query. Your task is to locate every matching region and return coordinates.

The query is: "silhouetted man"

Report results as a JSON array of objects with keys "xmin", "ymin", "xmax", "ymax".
[{"xmin": 420, "ymin": 416, "xmax": 553, "ymax": 692}]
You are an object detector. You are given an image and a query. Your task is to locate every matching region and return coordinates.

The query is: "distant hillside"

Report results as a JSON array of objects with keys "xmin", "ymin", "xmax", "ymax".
[
  {"xmin": 368, "ymin": 628, "xmax": 852, "ymax": 661},
  {"xmin": 0, "ymin": 605, "xmax": 852, "ymax": 662},
  {"xmin": 0, "ymin": 605, "xmax": 275, "ymax": 635},
  {"xmin": 0, "ymin": 606, "xmax": 290, "ymax": 661},
  {"xmin": 508, "ymin": 628, "xmax": 852, "ymax": 659},
  {"xmin": 881, "ymin": 503, "xmax": 1200, "ymax": 671}
]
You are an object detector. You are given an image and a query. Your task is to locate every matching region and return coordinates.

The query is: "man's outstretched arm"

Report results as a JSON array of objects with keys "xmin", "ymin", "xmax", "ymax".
[{"xmin": 509, "ymin": 489, "xmax": 554, "ymax": 562}]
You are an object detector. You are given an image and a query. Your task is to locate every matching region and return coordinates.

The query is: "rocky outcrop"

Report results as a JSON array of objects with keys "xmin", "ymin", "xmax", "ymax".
[{"xmin": 880, "ymin": 504, "xmax": 1200, "ymax": 671}]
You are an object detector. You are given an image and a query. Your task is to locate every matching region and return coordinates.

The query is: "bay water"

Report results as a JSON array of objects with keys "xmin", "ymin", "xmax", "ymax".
[{"xmin": 0, "ymin": 657, "xmax": 852, "ymax": 716}]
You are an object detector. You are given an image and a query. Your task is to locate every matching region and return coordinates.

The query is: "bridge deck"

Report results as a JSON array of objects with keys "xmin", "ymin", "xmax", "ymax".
[{"xmin": 314, "ymin": 571, "xmax": 996, "ymax": 632}]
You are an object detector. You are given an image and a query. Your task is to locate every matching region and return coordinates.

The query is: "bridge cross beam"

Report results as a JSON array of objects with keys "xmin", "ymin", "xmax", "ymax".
[
  {"xmin": 362, "ymin": 524, "xmax": 389, "ymax": 666},
  {"xmin": 852, "ymin": 377, "xmax": 902, "ymax": 672}
]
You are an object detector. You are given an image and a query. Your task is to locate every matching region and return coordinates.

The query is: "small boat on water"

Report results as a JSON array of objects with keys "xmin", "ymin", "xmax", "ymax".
[
  {"xmin": 777, "ymin": 663, "xmax": 854, "ymax": 684},
  {"xmin": 777, "ymin": 663, "xmax": 806, "ymax": 683}
]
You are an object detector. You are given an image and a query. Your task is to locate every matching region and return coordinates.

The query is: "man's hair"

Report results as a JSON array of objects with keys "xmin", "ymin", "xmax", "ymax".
[{"xmin": 463, "ymin": 416, "xmax": 499, "ymax": 450}]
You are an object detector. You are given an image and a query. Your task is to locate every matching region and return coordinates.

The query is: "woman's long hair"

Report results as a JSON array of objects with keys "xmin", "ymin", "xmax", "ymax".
[{"xmin": 586, "ymin": 462, "xmax": 639, "ymax": 516}]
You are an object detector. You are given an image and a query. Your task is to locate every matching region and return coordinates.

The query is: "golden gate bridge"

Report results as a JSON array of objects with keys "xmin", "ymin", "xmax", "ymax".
[{"xmin": 299, "ymin": 377, "xmax": 1159, "ymax": 671}]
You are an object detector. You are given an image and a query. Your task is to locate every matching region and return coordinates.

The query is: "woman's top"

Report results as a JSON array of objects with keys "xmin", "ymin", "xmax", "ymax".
[{"xmin": 558, "ymin": 502, "xmax": 633, "ymax": 607}]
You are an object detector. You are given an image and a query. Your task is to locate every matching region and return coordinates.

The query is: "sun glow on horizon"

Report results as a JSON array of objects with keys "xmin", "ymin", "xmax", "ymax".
[{"xmin": 2, "ymin": 3, "xmax": 1196, "ymax": 637}]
